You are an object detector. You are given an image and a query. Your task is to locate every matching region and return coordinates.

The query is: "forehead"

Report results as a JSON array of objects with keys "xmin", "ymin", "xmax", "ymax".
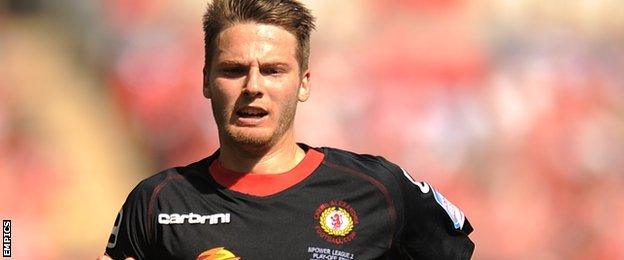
[{"xmin": 214, "ymin": 23, "xmax": 298, "ymax": 63}]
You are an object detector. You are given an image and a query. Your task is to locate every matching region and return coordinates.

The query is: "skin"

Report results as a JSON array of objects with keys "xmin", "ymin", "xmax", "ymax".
[
  {"xmin": 204, "ymin": 22, "xmax": 311, "ymax": 173},
  {"xmin": 96, "ymin": 255, "xmax": 132, "ymax": 260}
]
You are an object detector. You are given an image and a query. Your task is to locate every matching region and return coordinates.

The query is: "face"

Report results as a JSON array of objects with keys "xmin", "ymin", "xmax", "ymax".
[{"xmin": 204, "ymin": 23, "xmax": 311, "ymax": 148}]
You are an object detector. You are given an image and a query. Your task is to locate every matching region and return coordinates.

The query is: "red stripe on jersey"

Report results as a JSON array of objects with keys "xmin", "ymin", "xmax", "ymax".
[
  {"xmin": 147, "ymin": 173, "xmax": 184, "ymax": 243},
  {"xmin": 209, "ymin": 148, "xmax": 325, "ymax": 196}
]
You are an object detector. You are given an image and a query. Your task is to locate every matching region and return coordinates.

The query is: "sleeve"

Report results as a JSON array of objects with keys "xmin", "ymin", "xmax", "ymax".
[
  {"xmin": 392, "ymin": 167, "xmax": 475, "ymax": 259},
  {"xmin": 104, "ymin": 182, "xmax": 154, "ymax": 260}
]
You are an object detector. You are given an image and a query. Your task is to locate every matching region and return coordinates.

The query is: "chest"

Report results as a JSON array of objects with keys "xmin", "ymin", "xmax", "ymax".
[{"xmin": 152, "ymin": 180, "xmax": 395, "ymax": 260}]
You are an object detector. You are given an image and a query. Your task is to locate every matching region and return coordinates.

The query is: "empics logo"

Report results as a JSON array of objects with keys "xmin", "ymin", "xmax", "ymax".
[{"xmin": 2, "ymin": 220, "xmax": 10, "ymax": 257}]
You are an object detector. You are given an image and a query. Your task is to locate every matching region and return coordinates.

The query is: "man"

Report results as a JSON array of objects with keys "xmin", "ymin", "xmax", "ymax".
[{"xmin": 101, "ymin": 0, "xmax": 475, "ymax": 259}]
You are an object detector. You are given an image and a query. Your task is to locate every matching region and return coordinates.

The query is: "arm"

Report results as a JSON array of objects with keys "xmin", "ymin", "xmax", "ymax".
[
  {"xmin": 392, "ymin": 168, "xmax": 475, "ymax": 259},
  {"xmin": 104, "ymin": 182, "xmax": 154, "ymax": 260}
]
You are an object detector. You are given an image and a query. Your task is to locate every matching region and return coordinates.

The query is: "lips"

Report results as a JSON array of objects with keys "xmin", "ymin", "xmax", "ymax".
[
  {"xmin": 234, "ymin": 106, "xmax": 268, "ymax": 126},
  {"xmin": 235, "ymin": 106, "xmax": 268, "ymax": 118}
]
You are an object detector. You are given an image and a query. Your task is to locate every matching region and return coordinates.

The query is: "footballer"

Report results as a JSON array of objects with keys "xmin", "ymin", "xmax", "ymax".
[{"xmin": 100, "ymin": 0, "xmax": 475, "ymax": 259}]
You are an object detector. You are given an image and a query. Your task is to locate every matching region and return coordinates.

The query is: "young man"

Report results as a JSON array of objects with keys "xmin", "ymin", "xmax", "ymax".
[{"xmin": 102, "ymin": 0, "xmax": 474, "ymax": 259}]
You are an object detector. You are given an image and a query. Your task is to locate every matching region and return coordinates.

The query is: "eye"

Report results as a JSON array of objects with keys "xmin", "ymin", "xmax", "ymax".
[
  {"xmin": 219, "ymin": 67, "xmax": 246, "ymax": 78},
  {"xmin": 260, "ymin": 67, "xmax": 286, "ymax": 76}
]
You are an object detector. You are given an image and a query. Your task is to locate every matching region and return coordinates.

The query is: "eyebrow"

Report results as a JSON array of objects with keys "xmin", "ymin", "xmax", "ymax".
[
  {"xmin": 216, "ymin": 60, "xmax": 247, "ymax": 67},
  {"xmin": 260, "ymin": 62, "xmax": 291, "ymax": 69},
  {"xmin": 216, "ymin": 60, "xmax": 292, "ymax": 68}
]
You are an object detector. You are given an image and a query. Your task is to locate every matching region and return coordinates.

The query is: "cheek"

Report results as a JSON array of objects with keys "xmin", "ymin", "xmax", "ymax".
[
  {"xmin": 267, "ymin": 79, "xmax": 300, "ymax": 101},
  {"xmin": 268, "ymin": 90, "xmax": 296, "ymax": 109},
  {"xmin": 211, "ymin": 81, "xmax": 241, "ymax": 106}
]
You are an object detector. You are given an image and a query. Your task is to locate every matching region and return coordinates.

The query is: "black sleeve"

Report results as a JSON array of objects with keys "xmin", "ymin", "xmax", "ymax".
[
  {"xmin": 104, "ymin": 181, "xmax": 154, "ymax": 260},
  {"xmin": 392, "ymin": 167, "xmax": 475, "ymax": 259}
]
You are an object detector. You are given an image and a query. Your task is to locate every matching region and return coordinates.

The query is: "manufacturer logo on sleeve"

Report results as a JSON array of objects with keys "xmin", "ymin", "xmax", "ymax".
[{"xmin": 314, "ymin": 200, "xmax": 358, "ymax": 244}]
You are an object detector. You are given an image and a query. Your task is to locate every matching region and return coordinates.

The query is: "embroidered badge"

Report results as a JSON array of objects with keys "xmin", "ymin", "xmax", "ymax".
[{"xmin": 314, "ymin": 200, "xmax": 358, "ymax": 244}]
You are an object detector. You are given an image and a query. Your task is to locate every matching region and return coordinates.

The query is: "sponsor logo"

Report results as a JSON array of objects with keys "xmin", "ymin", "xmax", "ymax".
[
  {"xmin": 158, "ymin": 212, "xmax": 230, "ymax": 225},
  {"xmin": 2, "ymin": 220, "xmax": 10, "ymax": 257},
  {"xmin": 432, "ymin": 189, "xmax": 466, "ymax": 230},
  {"xmin": 196, "ymin": 247, "xmax": 239, "ymax": 260},
  {"xmin": 314, "ymin": 200, "xmax": 358, "ymax": 244}
]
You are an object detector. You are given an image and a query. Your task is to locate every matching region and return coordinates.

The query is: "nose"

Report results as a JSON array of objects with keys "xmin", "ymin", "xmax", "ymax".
[{"xmin": 243, "ymin": 67, "xmax": 263, "ymax": 98}]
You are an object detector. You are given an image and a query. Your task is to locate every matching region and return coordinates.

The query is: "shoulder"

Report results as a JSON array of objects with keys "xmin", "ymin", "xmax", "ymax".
[
  {"xmin": 317, "ymin": 147, "xmax": 429, "ymax": 238},
  {"xmin": 317, "ymin": 147, "xmax": 473, "ymax": 246},
  {"xmin": 126, "ymin": 156, "xmax": 214, "ymax": 202},
  {"xmin": 123, "ymin": 168, "xmax": 184, "ymax": 204},
  {"xmin": 317, "ymin": 146, "xmax": 460, "ymax": 220},
  {"xmin": 318, "ymin": 146, "xmax": 412, "ymax": 188},
  {"xmin": 319, "ymin": 146, "xmax": 401, "ymax": 175},
  {"xmin": 317, "ymin": 146, "xmax": 414, "ymax": 212}
]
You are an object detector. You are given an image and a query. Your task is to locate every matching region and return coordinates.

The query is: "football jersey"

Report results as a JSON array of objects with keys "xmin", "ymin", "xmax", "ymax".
[{"xmin": 105, "ymin": 144, "xmax": 474, "ymax": 259}]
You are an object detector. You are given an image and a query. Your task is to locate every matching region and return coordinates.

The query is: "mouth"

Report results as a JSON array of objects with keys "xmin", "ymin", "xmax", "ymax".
[{"xmin": 234, "ymin": 106, "xmax": 268, "ymax": 125}]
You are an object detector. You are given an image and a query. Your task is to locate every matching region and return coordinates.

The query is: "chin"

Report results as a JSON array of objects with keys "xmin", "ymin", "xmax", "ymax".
[{"xmin": 226, "ymin": 126, "xmax": 275, "ymax": 147}]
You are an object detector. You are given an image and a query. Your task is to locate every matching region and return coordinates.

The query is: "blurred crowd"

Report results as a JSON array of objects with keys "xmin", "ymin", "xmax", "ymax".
[{"xmin": 1, "ymin": 0, "xmax": 623, "ymax": 259}]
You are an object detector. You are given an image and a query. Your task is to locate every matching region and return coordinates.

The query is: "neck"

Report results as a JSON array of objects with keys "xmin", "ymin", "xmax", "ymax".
[{"xmin": 217, "ymin": 131, "xmax": 306, "ymax": 174}]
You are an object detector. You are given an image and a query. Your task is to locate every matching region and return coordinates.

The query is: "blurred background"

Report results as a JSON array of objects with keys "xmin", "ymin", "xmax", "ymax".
[{"xmin": 1, "ymin": 0, "xmax": 623, "ymax": 259}]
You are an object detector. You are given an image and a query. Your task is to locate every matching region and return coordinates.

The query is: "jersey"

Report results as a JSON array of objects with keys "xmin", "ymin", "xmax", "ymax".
[{"xmin": 105, "ymin": 144, "xmax": 474, "ymax": 259}]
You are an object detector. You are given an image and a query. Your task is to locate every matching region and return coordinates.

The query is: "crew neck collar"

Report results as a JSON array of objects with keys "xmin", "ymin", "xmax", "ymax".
[{"xmin": 209, "ymin": 145, "xmax": 325, "ymax": 196}]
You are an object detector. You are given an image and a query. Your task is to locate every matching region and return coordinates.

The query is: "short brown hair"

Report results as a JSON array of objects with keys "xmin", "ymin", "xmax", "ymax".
[{"xmin": 202, "ymin": 0, "xmax": 316, "ymax": 72}]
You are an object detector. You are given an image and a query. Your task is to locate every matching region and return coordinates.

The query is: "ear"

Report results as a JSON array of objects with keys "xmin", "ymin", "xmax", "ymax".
[
  {"xmin": 297, "ymin": 69, "xmax": 311, "ymax": 102},
  {"xmin": 203, "ymin": 66, "xmax": 211, "ymax": 99}
]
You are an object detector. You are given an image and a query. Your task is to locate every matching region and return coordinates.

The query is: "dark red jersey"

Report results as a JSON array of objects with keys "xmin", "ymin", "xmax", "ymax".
[{"xmin": 105, "ymin": 144, "xmax": 474, "ymax": 259}]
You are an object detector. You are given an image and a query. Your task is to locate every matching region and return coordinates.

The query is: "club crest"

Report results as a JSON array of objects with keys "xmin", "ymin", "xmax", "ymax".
[{"xmin": 314, "ymin": 200, "xmax": 358, "ymax": 244}]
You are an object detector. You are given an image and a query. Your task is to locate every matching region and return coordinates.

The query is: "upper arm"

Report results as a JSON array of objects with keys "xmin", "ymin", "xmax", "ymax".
[
  {"xmin": 391, "ymin": 168, "xmax": 475, "ymax": 259},
  {"xmin": 105, "ymin": 183, "xmax": 153, "ymax": 260}
]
